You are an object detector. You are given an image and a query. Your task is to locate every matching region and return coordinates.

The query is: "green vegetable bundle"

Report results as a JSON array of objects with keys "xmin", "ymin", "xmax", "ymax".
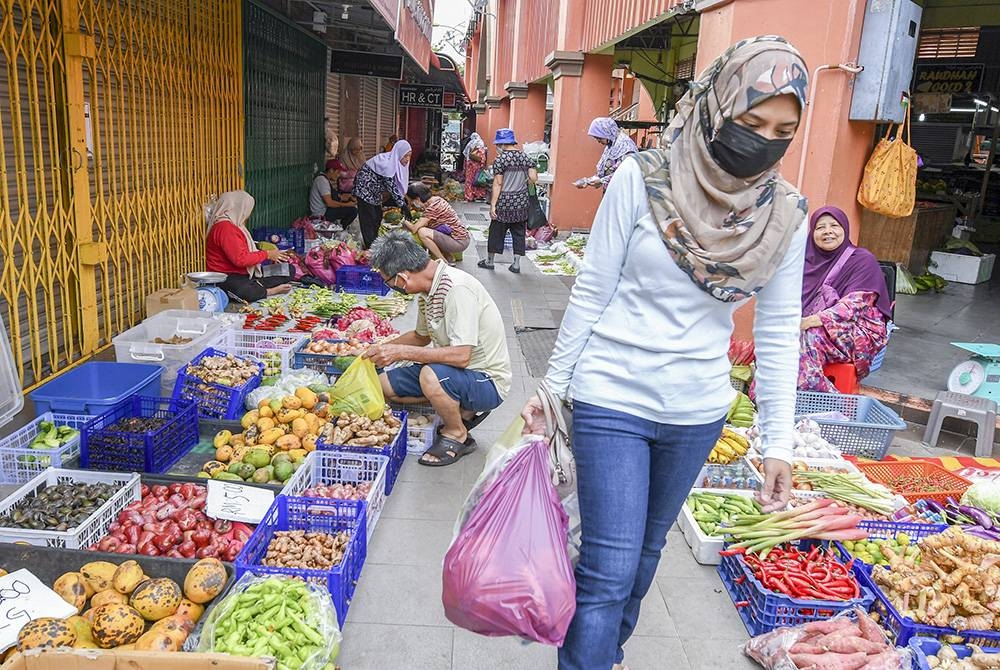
[{"xmin": 197, "ymin": 574, "xmax": 340, "ymax": 670}]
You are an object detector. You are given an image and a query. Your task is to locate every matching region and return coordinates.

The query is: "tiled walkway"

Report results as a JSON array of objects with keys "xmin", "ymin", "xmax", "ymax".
[{"xmin": 332, "ymin": 203, "xmax": 975, "ymax": 668}]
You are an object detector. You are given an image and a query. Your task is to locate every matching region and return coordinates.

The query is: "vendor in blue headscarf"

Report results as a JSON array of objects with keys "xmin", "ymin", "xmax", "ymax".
[{"xmin": 576, "ymin": 117, "xmax": 640, "ymax": 191}]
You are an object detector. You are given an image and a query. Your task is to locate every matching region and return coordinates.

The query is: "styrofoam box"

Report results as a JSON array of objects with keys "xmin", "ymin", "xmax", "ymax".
[
  {"xmin": 112, "ymin": 312, "xmax": 225, "ymax": 395},
  {"xmin": 679, "ymin": 489, "xmax": 758, "ymax": 565},
  {"xmin": 929, "ymin": 251, "xmax": 995, "ymax": 284}
]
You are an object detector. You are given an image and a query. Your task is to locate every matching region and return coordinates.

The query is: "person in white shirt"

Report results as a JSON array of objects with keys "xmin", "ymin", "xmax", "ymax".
[
  {"xmin": 309, "ymin": 159, "xmax": 357, "ymax": 228},
  {"xmin": 521, "ymin": 36, "xmax": 810, "ymax": 670}
]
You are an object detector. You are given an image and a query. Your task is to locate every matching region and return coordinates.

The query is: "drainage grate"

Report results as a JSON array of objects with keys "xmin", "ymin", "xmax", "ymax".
[
  {"xmin": 515, "ymin": 328, "xmax": 560, "ymax": 378},
  {"xmin": 465, "ymin": 213, "xmax": 488, "ymax": 222}
]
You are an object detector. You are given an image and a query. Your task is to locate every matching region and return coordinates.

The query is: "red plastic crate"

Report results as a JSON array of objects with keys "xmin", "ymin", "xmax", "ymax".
[{"xmin": 855, "ymin": 461, "xmax": 971, "ymax": 505}]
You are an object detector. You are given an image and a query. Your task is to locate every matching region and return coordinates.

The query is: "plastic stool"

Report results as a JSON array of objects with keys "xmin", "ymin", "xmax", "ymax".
[
  {"xmin": 923, "ymin": 391, "xmax": 998, "ymax": 458},
  {"xmin": 823, "ymin": 363, "xmax": 860, "ymax": 394}
]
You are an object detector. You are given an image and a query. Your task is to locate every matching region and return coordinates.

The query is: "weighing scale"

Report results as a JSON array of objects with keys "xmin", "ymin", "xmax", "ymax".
[
  {"xmin": 946, "ymin": 342, "xmax": 1000, "ymax": 402},
  {"xmin": 184, "ymin": 272, "xmax": 230, "ymax": 313}
]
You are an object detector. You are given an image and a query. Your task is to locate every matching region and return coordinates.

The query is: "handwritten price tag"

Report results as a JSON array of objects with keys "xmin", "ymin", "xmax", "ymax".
[
  {"xmin": 0, "ymin": 569, "xmax": 77, "ymax": 652},
  {"xmin": 206, "ymin": 480, "xmax": 275, "ymax": 525}
]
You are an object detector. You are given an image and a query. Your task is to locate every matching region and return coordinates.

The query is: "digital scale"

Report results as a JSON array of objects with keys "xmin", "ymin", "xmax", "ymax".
[
  {"xmin": 184, "ymin": 272, "xmax": 230, "ymax": 313},
  {"xmin": 947, "ymin": 342, "xmax": 1000, "ymax": 402}
]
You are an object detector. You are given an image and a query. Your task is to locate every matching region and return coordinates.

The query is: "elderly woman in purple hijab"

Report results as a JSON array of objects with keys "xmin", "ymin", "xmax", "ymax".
[
  {"xmin": 576, "ymin": 117, "xmax": 639, "ymax": 191},
  {"xmin": 799, "ymin": 206, "xmax": 892, "ymax": 391},
  {"xmin": 353, "ymin": 139, "xmax": 412, "ymax": 248}
]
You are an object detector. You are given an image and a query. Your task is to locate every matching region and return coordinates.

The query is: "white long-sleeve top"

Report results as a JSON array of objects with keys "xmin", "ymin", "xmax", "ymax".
[{"xmin": 543, "ymin": 159, "xmax": 806, "ymax": 463}]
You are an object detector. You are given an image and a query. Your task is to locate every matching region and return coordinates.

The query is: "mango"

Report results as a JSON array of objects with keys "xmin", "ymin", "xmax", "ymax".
[
  {"xmin": 276, "ymin": 434, "xmax": 300, "ymax": 451},
  {"xmin": 213, "ymin": 430, "xmax": 232, "ymax": 448},
  {"xmin": 268, "ymin": 398, "xmax": 283, "ymax": 414},
  {"xmin": 130, "ymin": 578, "xmax": 182, "ymax": 621},
  {"xmin": 91, "ymin": 604, "xmax": 144, "ymax": 648},
  {"xmin": 80, "ymin": 561, "xmax": 117, "ymax": 593},
  {"xmin": 240, "ymin": 410, "xmax": 259, "ymax": 429},
  {"xmin": 184, "ymin": 558, "xmax": 227, "ymax": 604},
  {"xmin": 17, "ymin": 617, "xmax": 75, "ymax": 651},
  {"xmin": 282, "ymin": 395, "xmax": 302, "ymax": 410},
  {"xmin": 53, "ymin": 572, "xmax": 91, "ymax": 612},
  {"xmin": 175, "ymin": 599, "xmax": 204, "ymax": 624},
  {"xmin": 112, "ymin": 560, "xmax": 146, "ymax": 595},
  {"xmin": 215, "ymin": 445, "xmax": 233, "ymax": 463},
  {"xmin": 258, "ymin": 404, "xmax": 274, "ymax": 419},
  {"xmin": 213, "ymin": 472, "xmax": 243, "ymax": 482},
  {"xmin": 289, "ymin": 448, "xmax": 308, "ymax": 462},
  {"xmin": 302, "ymin": 435, "xmax": 318, "ymax": 452},
  {"xmin": 256, "ymin": 416, "xmax": 276, "ymax": 433},
  {"xmin": 202, "ymin": 460, "xmax": 227, "ymax": 476},
  {"xmin": 291, "ymin": 417, "xmax": 309, "ymax": 438},
  {"xmin": 91, "ymin": 589, "xmax": 129, "ymax": 608}
]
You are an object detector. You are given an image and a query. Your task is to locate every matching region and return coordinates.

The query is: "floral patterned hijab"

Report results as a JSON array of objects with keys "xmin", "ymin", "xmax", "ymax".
[
  {"xmin": 633, "ymin": 36, "xmax": 809, "ymax": 302},
  {"xmin": 589, "ymin": 117, "xmax": 639, "ymax": 175}
]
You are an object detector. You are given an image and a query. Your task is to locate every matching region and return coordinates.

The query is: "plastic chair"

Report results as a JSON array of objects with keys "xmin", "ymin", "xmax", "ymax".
[
  {"xmin": 823, "ymin": 363, "xmax": 860, "ymax": 394},
  {"xmin": 923, "ymin": 391, "xmax": 997, "ymax": 458}
]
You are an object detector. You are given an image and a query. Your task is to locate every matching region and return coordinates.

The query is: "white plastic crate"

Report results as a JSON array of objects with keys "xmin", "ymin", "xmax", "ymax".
[
  {"xmin": 112, "ymin": 312, "xmax": 225, "ymax": 395},
  {"xmin": 389, "ymin": 403, "xmax": 441, "ymax": 455},
  {"xmin": 679, "ymin": 489, "xmax": 758, "ymax": 565},
  {"xmin": 0, "ymin": 413, "xmax": 95, "ymax": 484},
  {"xmin": 0, "ymin": 468, "xmax": 141, "ymax": 548},
  {"xmin": 215, "ymin": 330, "xmax": 306, "ymax": 379},
  {"xmin": 280, "ymin": 451, "xmax": 388, "ymax": 544}
]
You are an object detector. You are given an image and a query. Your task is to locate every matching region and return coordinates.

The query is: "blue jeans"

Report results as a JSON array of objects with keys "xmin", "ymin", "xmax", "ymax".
[{"xmin": 558, "ymin": 401, "xmax": 724, "ymax": 670}]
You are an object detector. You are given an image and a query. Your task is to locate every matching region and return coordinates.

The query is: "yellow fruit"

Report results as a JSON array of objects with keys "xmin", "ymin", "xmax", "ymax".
[
  {"xmin": 276, "ymin": 434, "xmax": 300, "ymax": 451},
  {"xmin": 202, "ymin": 460, "xmax": 227, "ymax": 477},
  {"xmin": 17, "ymin": 617, "xmax": 75, "ymax": 651},
  {"xmin": 282, "ymin": 395, "xmax": 302, "ymax": 410},
  {"xmin": 258, "ymin": 427, "xmax": 284, "ymax": 446},
  {"xmin": 53, "ymin": 572, "xmax": 91, "ymax": 613},
  {"xmin": 241, "ymin": 410, "xmax": 259, "ymax": 429},
  {"xmin": 276, "ymin": 408, "xmax": 303, "ymax": 424},
  {"xmin": 229, "ymin": 433, "xmax": 245, "ymax": 447},
  {"xmin": 291, "ymin": 417, "xmax": 309, "ymax": 438},
  {"xmin": 80, "ymin": 561, "xmax": 117, "ymax": 593},
  {"xmin": 256, "ymin": 416, "xmax": 276, "ymax": 433},
  {"xmin": 175, "ymin": 599, "xmax": 205, "ymax": 624},
  {"xmin": 129, "ymin": 578, "xmax": 182, "ymax": 621},
  {"xmin": 112, "ymin": 560, "xmax": 146, "ymax": 595},
  {"xmin": 302, "ymin": 435, "xmax": 318, "ymax": 452},
  {"xmin": 213, "ymin": 430, "xmax": 232, "ymax": 448},
  {"xmin": 91, "ymin": 589, "xmax": 129, "ymax": 608},
  {"xmin": 288, "ymin": 448, "xmax": 308, "ymax": 462},
  {"xmin": 183, "ymin": 558, "xmax": 227, "ymax": 604},
  {"xmin": 269, "ymin": 398, "xmax": 283, "ymax": 414},
  {"xmin": 65, "ymin": 616, "xmax": 94, "ymax": 645},
  {"xmin": 134, "ymin": 630, "xmax": 179, "ymax": 652},
  {"xmin": 215, "ymin": 445, "xmax": 234, "ymax": 462},
  {"xmin": 90, "ymin": 604, "xmax": 144, "ymax": 648},
  {"xmin": 258, "ymin": 405, "xmax": 274, "ymax": 419},
  {"xmin": 296, "ymin": 387, "xmax": 318, "ymax": 409}
]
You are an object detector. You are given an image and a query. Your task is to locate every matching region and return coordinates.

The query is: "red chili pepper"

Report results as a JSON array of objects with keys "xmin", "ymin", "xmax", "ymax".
[
  {"xmin": 719, "ymin": 547, "xmax": 745, "ymax": 556},
  {"xmin": 733, "ymin": 601, "xmax": 750, "ymax": 608},
  {"xmin": 734, "ymin": 575, "xmax": 746, "ymax": 585}
]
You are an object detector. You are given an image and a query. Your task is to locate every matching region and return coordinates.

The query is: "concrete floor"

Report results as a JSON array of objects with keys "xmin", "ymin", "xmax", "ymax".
[{"xmin": 335, "ymin": 203, "xmax": 976, "ymax": 669}]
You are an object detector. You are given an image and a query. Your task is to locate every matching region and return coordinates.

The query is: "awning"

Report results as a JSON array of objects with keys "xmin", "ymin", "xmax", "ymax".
[{"xmin": 402, "ymin": 52, "xmax": 470, "ymax": 108}]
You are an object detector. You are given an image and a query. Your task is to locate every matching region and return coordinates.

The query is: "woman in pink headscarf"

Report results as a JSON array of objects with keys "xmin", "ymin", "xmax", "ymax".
[
  {"xmin": 352, "ymin": 140, "xmax": 412, "ymax": 248},
  {"xmin": 799, "ymin": 206, "xmax": 892, "ymax": 391},
  {"xmin": 576, "ymin": 117, "xmax": 639, "ymax": 191}
]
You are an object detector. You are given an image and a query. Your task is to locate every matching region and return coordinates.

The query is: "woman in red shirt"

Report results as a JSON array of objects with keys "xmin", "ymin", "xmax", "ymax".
[{"xmin": 205, "ymin": 190, "xmax": 292, "ymax": 303}]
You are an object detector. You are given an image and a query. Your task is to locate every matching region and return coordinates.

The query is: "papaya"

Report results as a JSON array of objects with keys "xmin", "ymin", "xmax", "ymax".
[
  {"xmin": 258, "ymin": 427, "xmax": 284, "ymax": 446},
  {"xmin": 255, "ymin": 416, "xmax": 276, "ymax": 433},
  {"xmin": 130, "ymin": 578, "xmax": 182, "ymax": 621},
  {"xmin": 17, "ymin": 618, "xmax": 75, "ymax": 651},
  {"xmin": 112, "ymin": 560, "xmax": 146, "ymax": 595},
  {"xmin": 240, "ymin": 410, "xmax": 259, "ymax": 429},
  {"xmin": 183, "ymin": 558, "xmax": 227, "ymax": 604},
  {"xmin": 175, "ymin": 599, "xmax": 204, "ymax": 624},
  {"xmin": 282, "ymin": 395, "xmax": 302, "ymax": 410},
  {"xmin": 53, "ymin": 572, "xmax": 91, "ymax": 612},
  {"xmin": 213, "ymin": 430, "xmax": 232, "ymax": 448},
  {"xmin": 275, "ymin": 434, "xmax": 300, "ymax": 451},
  {"xmin": 215, "ymin": 445, "xmax": 233, "ymax": 462},
  {"xmin": 91, "ymin": 589, "xmax": 129, "ymax": 608},
  {"xmin": 90, "ymin": 604, "xmax": 144, "ymax": 648},
  {"xmin": 302, "ymin": 435, "xmax": 318, "ymax": 452},
  {"xmin": 80, "ymin": 561, "xmax": 117, "ymax": 593}
]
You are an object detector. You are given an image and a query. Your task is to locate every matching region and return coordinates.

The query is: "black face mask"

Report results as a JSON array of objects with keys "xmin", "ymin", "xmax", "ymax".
[
  {"xmin": 709, "ymin": 119, "xmax": 792, "ymax": 179},
  {"xmin": 388, "ymin": 274, "xmax": 409, "ymax": 295}
]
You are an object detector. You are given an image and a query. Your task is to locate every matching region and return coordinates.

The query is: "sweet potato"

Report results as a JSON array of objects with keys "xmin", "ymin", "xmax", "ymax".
[
  {"xmin": 856, "ymin": 612, "xmax": 887, "ymax": 645},
  {"xmin": 801, "ymin": 618, "xmax": 854, "ymax": 635},
  {"xmin": 811, "ymin": 625, "xmax": 863, "ymax": 647},
  {"xmin": 789, "ymin": 651, "xmax": 868, "ymax": 670},
  {"xmin": 824, "ymin": 637, "xmax": 886, "ymax": 655},
  {"xmin": 789, "ymin": 643, "xmax": 826, "ymax": 655},
  {"xmin": 860, "ymin": 651, "xmax": 906, "ymax": 670}
]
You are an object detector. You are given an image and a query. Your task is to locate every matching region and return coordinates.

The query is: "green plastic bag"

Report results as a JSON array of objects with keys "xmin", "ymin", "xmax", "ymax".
[{"xmin": 329, "ymin": 357, "xmax": 385, "ymax": 420}]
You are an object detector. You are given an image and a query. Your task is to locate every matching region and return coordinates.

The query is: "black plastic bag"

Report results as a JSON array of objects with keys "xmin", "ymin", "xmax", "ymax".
[{"xmin": 527, "ymin": 195, "xmax": 548, "ymax": 231}]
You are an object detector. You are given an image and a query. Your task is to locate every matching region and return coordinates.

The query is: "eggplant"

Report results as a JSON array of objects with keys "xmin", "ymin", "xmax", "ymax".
[
  {"xmin": 963, "ymin": 526, "xmax": 1000, "ymax": 541},
  {"xmin": 959, "ymin": 504, "xmax": 993, "ymax": 529},
  {"xmin": 924, "ymin": 499, "xmax": 948, "ymax": 518}
]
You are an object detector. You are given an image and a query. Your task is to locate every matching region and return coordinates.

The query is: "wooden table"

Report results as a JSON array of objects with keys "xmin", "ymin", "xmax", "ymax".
[{"xmin": 859, "ymin": 204, "xmax": 956, "ymax": 275}]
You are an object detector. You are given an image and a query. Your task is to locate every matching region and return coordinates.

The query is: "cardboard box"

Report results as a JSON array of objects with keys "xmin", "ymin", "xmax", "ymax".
[
  {"xmin": 929, "ymin": 251, "xmax": 996, "ymax": 284},
  {"xmin": 3, "ymin": 649, "xmax": 273, "ymax": 670},
  {"xmin": 145, "ymin": 287, "xmax": 200, "ymax": 318}
]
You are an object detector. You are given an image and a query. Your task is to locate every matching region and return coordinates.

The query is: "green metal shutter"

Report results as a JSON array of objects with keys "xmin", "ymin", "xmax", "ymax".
[{"xmin": 243, "ymin": 0, "xmax": 326, "ymax": 231}]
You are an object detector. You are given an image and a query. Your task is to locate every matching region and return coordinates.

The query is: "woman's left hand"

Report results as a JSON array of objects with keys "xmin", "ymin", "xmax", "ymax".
[
  {"xmin": 800, "ymin": 315, "xmax": 822, "ymax": 331},
  {"xmin": 756, "ymin": 458, "xmax": 793, "ymax": 513}
]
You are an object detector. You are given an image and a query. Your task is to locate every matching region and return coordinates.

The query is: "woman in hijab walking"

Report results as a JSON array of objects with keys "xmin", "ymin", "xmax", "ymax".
[
  {"xmin": 352, "ymin": 140, "xmax": 412, "ymax": 248},
  {"xmin": 799, "ymin": 206, "xmax": 891, "ymax": 391},
  {"xmin": 205, "ymin": 190, "xmax": 293, "ymax": 303},
  {"xmin": 479, "ymin": 128, "xmax": 537, "ymax": 273},
  {"xmin": 521, "ymin": 36, "xmax": 810, "ymax": 670},
  {"xmin": 577, "ymin": 117, "xmax": 639, "ymax": 191},
  {"xmin": 463, "ymin": 132, "xmax": 489, "ymax": 202}
]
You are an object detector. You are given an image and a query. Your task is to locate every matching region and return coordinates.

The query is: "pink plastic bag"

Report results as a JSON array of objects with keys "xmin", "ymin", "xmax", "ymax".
[
  {"xmin": 442, "ymin": 438, "xmax": 576, "ymax": 645},
  {"xmin": 531, "ymin": 224, "xmax": 556, "ymax": 244}
]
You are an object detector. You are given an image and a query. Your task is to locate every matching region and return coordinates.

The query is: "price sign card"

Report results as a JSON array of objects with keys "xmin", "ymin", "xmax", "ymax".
[
  {"xmin": 0, "ymin": 569, "xmax": 77, "ymax": 652},
  {"xmin": 206, "ymin": 480, "xmax": 275, "ymax": 525}
]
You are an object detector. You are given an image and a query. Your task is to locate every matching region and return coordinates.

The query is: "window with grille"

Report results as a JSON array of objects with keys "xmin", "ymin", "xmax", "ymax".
[
  {"xmin": 675, "ymin": 55, "xmax": 695, "ymax": 81},
  {"xmin": 918, "ymin": 27, "xmax": 980, "ymax": 60}
]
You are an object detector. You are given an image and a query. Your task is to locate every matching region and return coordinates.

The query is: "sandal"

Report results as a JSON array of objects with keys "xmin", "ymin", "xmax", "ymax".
[
  {"xmin": 419, "ymin": 435, "xmax": 476, "ymax": 467},
  {"xmin": 437, "ymin": 411, "xmax": 491, "ymax": 434},
  {"xmin": 477, "ymin": 260, "xmax": 495, "ymax": 270},
  {"xmin": 508, "ymin": 264, "xmax": 521, "ymax": 274}
]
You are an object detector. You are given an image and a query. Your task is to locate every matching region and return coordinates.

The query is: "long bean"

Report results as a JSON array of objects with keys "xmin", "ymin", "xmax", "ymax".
[{"xmin": 796, "ymin": 471, "xmax": 896, "ymax": 514}]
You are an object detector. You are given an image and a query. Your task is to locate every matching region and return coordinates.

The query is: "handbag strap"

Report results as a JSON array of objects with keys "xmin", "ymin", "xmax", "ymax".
[{"xmin": 823, "ymin": 246, "xmax": 855, "ymax": 287}]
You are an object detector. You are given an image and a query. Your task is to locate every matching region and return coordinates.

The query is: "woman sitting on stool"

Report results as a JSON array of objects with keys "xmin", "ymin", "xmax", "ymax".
[
  {"xmin": 403, "ymin": 182, "xmax": 471, "ymax": 264},
  {"xmin": 799, "ymin": 206, "xmax": 892, "ymax": 392},
  {"xmin": 206, "ymin": 190, "xmax": 293, "ymax": 303}
]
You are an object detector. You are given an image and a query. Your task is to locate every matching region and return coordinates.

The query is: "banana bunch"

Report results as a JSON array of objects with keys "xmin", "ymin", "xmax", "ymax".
[
  {"xmin": 913, "ymin": 272, "xmax": 947, "ymax": 293},
  {"xmin": 707, "ymin": 428, "xmax": 750, "ymax": 464},
  {"xmin": 727, "ymin": 392, "xmax": 756, "ymax": 428}
]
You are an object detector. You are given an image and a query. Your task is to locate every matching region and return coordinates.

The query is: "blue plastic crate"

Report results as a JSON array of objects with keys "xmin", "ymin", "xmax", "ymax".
[
  {"xmin": 29, "ymin": 362, "xmax": 162, "ymax": 416},
  {"xmin": 858, "ymin": 567, "xmax": 1000, "ymax": 648},
  {"xmin": 172, "ymin": 348, "xmax": 263, "ymax": 420},
  {"xmin": 718, "ymin": 541, "xmax": 875, "ymax": 637},
  {"xmin": 910, "ymin": 636, "xmax": 1000, "ymax": 670},
  {"xmin": 291, "ymin": 339, "xmax": 361, "ymax": 376},
  {"xmin": 317, "ymin": 411, "xmax": 407, "ymax": 494},
  {"xmin": 335, "ymin": 264, "xmax": 389, "ymax": 296},
  {"xmin": 834, "ymin": 520, "xmax": 947, "ymax": 574},
  {"xmin": 794, "ymin": 391, "xmax": 906, "ymax": 459},
  {"xmin": 234, "ymin": 495, "xmax": 367, "ymax": 627},
  {"xmin": 81, "ymin": 396, "xmax": 198, "ymax": 473},
  {"xmin": 255, "ymin": 227, "xmax": 305, "ymax": 254}
]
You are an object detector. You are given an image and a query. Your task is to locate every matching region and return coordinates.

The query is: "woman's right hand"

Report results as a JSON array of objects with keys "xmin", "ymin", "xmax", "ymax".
[
  {"xmin": 266, "ymin": 249, "xmax": 290, "ymax": 263},
  {"xmin": 521, "ymin": 397, "xmax": 546, "ymax": 436}
]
